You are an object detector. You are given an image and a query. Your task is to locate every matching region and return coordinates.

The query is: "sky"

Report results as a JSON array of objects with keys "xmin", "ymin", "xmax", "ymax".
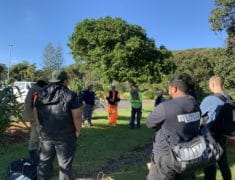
[{"xmin": 0, "ymin": 0, "xmax": 227, "ymax": 69}]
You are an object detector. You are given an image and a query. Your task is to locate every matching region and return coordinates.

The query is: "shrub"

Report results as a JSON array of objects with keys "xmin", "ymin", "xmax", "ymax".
[
  {"xmin": 142, "ymin": 90, "xmax": 155, "ymax": 100},
  {"xmin": 0, "ymin": 85, "xmax": 23, "ymax": 134}
]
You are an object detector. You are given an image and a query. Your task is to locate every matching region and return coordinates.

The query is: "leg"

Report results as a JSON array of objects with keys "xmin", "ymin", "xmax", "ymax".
[
  {"xmin": 129, "ymin": 107, "xmax": 136, "ymax": 128},
  {"xmin": 87, "ymin": 105, "xmax": 93, "ymax": 126},
  {"xmin": 217, "ymin": 136, "xmax": 231, "ymax": 180},
  {"xmin": 147, "ymin": 154, "xmax": 176, "ymax": 180},
  {"xmin": 55, "ymin": 138, "xmax": 77, "ymax": 180},
  {"xmin": 37, "ymin": 140, "xmax": 56, "ymax": 180},
  {"xmin": 136, "ymin": 107, "xmax": 142, "ymax": 128},
  {"xmin": 204, "ymin": 164, "xmax": 217, "ymax": 180},
  {"xmin": 29, "ymin": 122, "xmax": 40, "ymax": 163},
  {"xmin": 29, "ymin": 121, "xmax": 40, "ymax": 150}
]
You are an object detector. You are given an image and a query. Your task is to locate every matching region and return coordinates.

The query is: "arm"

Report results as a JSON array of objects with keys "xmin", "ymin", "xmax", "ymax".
[
  {"xmin": 147, "ymin": 103, "xmax": 165, "ymax": 128},
  {"xmin": 72, "ymin": 108, "xmax": 82, "ymax": 137},
  {"xmin": 33, "ymin": 107, "xmax": 40, "ymax": 126}
]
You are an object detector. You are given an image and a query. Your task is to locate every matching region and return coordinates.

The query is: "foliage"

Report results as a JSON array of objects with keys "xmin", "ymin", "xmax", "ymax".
[
  {"xmin": 0, "ymin": 63, "xmax": 7, "ymax": 82},
  {"xmin": 0, "ymin": 85, "xmax": 23, "ymax": 134},
  {"xmin": 173, "ymin": 48, "xmax": 235, "ymax": 98},
  {"xmin": 9, "ymin": 61, "xmax": 37, "ymax": 82},
  {"xmin": 68, "ymin": 17, "xmax": 174, "ymax": 84},
  {"xmin": 142, "ymin": 90, "xmax": 155, "ymax": 100},
  {"xmin": 209, "ymin": 0, "xmax": 235, "ymax": 49},
  {"xmin": 43, "ymin": 43, "xmax": 64, "ymax": 72}
]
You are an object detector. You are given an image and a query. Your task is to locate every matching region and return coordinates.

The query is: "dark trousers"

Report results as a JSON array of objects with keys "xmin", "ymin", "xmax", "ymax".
[
  {"xmin": 37, "ymin": 137, "xmax": 76, "ymax": 180},
  {"xmin": 148, "ymin": 153, "xmax": 195, "ymax": 180},
  {"xmin": 204, "ymin": 135, "xmax": 231, "ymax": 180},
  {"xmin": 129, "ymin": 107, "xmax": 142, "ymax": 128},
  {"xmin": 82, "ymin": 104, "xmax": 93, "ymax": 125}
]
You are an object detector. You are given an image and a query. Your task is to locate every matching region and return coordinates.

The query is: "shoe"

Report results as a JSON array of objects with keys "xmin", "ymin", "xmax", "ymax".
[{"xmin": 112, "ymin": 124, "xmax": 116, "ymax": 127}]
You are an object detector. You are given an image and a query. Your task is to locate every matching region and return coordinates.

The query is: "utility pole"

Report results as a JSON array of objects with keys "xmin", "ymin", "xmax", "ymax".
[{"xmin": 7, "ymin": 44, "xmax": 14, "ymax": 82}]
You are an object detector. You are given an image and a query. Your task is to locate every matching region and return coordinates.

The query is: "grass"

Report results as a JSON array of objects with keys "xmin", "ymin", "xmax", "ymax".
[{"xmin": 0, "ymin": 105, "xmax": 235, "ymax": 180}]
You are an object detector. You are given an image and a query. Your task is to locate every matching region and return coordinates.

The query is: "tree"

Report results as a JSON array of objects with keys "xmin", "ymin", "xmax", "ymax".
[
  {"xmin": 9, "ymin": 61, "xmax": 37, "ymax": 82},
  {"xmin": 43, "ymin": 43, "xmax": 64, "ymax": 72},
  {"xmin": 0, "ymin": 63, "xmax": 7, "ymax": 82},
  {"xmin": 68, "ymin": 17, "xmax": 173, "ymax": 84},
  {"xmin": 209, "ymin": 0, "xmax": 235, "ymax": 49}
]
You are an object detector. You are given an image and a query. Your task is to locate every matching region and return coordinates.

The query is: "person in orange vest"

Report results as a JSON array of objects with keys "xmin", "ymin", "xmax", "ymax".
[{"xmin": 105, "ymin": 85, "xmax": 120, "ymax": 126}]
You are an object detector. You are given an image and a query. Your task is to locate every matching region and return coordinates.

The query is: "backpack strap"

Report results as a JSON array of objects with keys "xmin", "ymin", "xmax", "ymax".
[{"xmin": 213, "ymin": 93, "xmax": 227, "ymax": 103}]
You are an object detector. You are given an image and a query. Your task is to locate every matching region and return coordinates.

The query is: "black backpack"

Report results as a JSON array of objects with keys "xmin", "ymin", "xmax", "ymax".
[
  {"xmin": 6, "ymin": 158, "xmax": 37, "ymax": 180},
  {"xmin": 210, "ymin": 94, "xmax": 235, "ymax": 137}
]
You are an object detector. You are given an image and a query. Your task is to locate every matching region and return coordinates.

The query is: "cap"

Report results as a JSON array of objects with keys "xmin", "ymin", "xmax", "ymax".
[{"xmin": 50, "ymin": 70, "xmax": 68, "ymax": 83}]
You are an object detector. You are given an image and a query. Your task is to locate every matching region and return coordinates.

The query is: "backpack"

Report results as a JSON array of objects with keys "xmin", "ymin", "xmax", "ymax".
[
  {"xmin": 6, "ymin": 158, "xmax": 37, "ymax": 180},
  {"xmin": 167, "ymin": 131, "xmax": 223, "ymax": 173},
  {"xmin": 210, "ymin": 94, "xmax": 235, "ymax": 137}
]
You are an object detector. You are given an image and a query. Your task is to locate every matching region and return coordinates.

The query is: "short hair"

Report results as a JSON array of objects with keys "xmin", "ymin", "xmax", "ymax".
[
  {"xmin": 209, "ymin": 75, "xmax": 224, "ymax": 87},
  {"xmin": 169, "ymin": 73, "xmax": 195, "ymax": 95}
]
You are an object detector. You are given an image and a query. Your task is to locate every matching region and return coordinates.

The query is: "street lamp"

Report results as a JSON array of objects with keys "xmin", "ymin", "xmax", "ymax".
[{"xmin": 7, "ymin": 44, "xmax": 14, "ymax": 82}]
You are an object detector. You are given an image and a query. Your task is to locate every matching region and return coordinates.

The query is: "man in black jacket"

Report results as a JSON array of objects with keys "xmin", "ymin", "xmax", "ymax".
[
  {"xmin": 34, "ymin": 70, "xmax": 82, "ymax": 180},
  {"xmin": 147, "ymin": 73, "xmax": 200, "ymax": 180}
]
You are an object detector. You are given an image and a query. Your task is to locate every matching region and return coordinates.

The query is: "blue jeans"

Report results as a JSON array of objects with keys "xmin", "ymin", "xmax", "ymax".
[
  {"xmin": 129, "ymin": 107, "xmax": 142, "ymax": 128},
  {"xmin": 37, "ymin": 137, "xmax": 77, "ymax": 180}
]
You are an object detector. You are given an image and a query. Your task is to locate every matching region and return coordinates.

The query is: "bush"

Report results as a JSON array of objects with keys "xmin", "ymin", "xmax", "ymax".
[
  {"xmin": 0, "ymin": 85, "xmax": 23, "ymax": 134},
  {"xmin": 142, "ymin": 90, "xmax": 155, "ymax": 100}
]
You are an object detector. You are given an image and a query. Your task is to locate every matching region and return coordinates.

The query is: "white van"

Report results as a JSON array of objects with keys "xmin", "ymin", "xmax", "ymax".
[{"xmin": 13, "ymin": 81, "xmax": 35, "ymax": 103}]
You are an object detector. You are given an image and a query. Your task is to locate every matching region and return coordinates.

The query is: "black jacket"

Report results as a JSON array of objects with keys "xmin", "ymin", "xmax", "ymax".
[{"xmin": 35, "ymin": 84, "xmax": 78, "ymax": 140}]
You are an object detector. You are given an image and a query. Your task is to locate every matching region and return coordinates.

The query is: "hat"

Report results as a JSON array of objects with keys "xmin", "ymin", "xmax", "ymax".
[{"xmin": 50, "ymin": 70, "xmax": 68, "ymax": 83}]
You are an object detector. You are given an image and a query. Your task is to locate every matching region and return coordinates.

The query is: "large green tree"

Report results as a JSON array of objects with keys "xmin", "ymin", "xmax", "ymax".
[
  {"xmin": 68, "ymin": 17, "xmax": 173, "ymax": 84},
  {"xmin": 209, "ymin": 0, "xmax": 235, "ymax": 49}
]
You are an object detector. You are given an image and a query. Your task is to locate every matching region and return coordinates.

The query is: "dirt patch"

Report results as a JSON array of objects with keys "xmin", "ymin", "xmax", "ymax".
[
  {"xmin": 0, "ymin": 126, "xmax": 29, "ymax": 148},
  {"xmin": 76, "ymin": 143, "xmax": 152, "ymax": 179}
]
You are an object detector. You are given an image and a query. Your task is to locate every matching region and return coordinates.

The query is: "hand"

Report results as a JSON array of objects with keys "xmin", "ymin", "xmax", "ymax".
[{"xmin": 76, "ymin": 131, "xmax": 80, "ymax": 138}]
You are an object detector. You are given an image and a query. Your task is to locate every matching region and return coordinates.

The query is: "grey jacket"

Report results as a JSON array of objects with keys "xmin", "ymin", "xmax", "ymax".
[{"xmin": 22, "ymin": 84, "xmax": 42, "ymax": 122}]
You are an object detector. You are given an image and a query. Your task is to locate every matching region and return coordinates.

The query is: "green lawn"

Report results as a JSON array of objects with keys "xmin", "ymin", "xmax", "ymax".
[{"xmin": 0, "ymin": 106, "xmax": 235, "ymax": 180}]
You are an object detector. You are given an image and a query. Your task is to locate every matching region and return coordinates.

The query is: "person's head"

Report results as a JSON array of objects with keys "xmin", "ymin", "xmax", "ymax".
[
  {"xmin": 208, "ymin": 75, "xmax": 224, "ymax": 93},
  {"xmin": 168, "ymin": 73, "xmax": 195, "ymax": 98},
  {"xmin": 36, "ymin": 77, "xmax": 48, "ymax": 88},
  {"xmin": 111, "ymin": 85, "xmax": 116, "ymax": 91},
  {"xmin": 156, "ymin": 90, "xmax": 163, "ymax": 97},
  {"xmin": 50, "ymin": 70, "xmax": 68, "ymax": 86}
]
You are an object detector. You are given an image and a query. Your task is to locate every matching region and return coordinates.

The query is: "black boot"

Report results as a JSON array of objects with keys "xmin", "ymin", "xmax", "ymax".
[{"xmin": 29, "ymin": 149, "xmax": 39, "ymax": 165}]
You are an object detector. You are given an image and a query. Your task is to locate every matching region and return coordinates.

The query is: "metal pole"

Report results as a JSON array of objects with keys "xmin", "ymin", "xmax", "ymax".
[{"xmin": 8, "ymin": 44, "xmax": 14, "ymax": 82}]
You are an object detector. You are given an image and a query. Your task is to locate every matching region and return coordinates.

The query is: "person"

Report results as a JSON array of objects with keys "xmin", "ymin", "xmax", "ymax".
[
  {"xmin": 147, "ymin": 73, "xmax": 200, "ymax": 180},
  {"xmin": 33, "ymin": 70, "xmax": 83, "ymax": 180},
  {"xmin": 22, "ymin": 78, "xmax": 48, "ymax": 164},
  {"xmin": 81, "ymin": 85, "xmax": 95, "ymax": 127},
  {"xmin": 105, "ymin": 85, "xmax": 120, "ymax": 126},
  {"xmin": 129, "ymin": 85, "xmax": 142, "ymax": 128},
  {"xmin": 200, "ymin": 75, "xmax": 232, "ymax": 180},
  {"xmin": 154, "ymin": 90, "xmax": 165, "ymax": 107}
]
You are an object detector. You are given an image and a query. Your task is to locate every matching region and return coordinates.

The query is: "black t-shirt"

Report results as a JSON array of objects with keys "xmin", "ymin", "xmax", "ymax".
[{"xmin": 147, "ymin": 95, "xmax": 200, "ymax": 155}]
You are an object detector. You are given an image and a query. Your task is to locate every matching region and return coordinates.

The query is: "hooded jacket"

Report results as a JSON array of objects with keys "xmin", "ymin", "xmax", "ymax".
[{"xmin": 35, "ymin": 83, "xmax": 77, "ymax": 140}]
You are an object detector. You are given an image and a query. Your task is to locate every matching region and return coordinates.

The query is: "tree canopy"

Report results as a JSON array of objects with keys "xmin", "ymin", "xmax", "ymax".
[
  {"xmin": 68, "ymin": 17, "xmax": 174, "ymax": 84},
  {"xmin": 209, "ymin": 0, "xmax": 235, "ymax": 49}
]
